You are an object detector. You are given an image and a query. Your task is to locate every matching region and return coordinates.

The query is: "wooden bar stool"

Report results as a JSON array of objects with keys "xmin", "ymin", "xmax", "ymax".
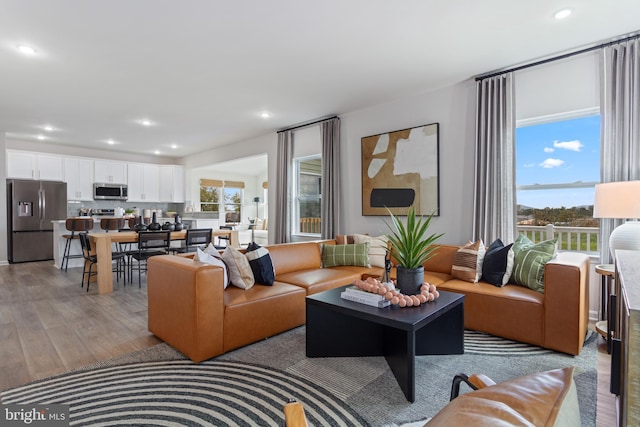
[{"xmin": 62, "ymin": 218, "xmax": 94, "ymax": 272}]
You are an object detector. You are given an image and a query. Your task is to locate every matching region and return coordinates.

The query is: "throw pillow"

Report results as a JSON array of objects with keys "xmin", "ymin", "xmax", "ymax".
[
  {"xmin": 194, "ymin": 248, "xmax": 230, "ymax": 289},
  {"xmin": 203, "ymin": 242, "xmax": 222, "ymax": 258},
  {"xmin": 321, "ymin": 243, "xmax": 370, "ymax": 268},
  {"xmin": 222, "ymin": 246, "xmax": 255, "ymax": 290},
  {"xmin": 451, "ymin": 239, "xmax": 485, "ymax": 283},
  {"xmin": 511, "ymin": 235, "xmax": 557, "ymax": 293},
  {"xmin": 481, "ymin": 239, "xmax": 515, "ymax": 287},
  {"xmin": 245, "ymin": 242, "xmax": 275, "ymax": 286},
  {"xmin": 353, "ymin": 234, "xmax": 389, "ymax": 268}
]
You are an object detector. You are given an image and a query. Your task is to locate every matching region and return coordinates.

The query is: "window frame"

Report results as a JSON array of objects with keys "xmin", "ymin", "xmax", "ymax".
[{"xmin": 293, "ymin": 154, "xmax": 322, "ymax": 236}]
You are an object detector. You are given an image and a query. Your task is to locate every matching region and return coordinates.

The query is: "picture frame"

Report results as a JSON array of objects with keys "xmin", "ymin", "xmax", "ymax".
[{"xmin": 361, "ymin": 122, "xmax": 439, "ymax": 216}]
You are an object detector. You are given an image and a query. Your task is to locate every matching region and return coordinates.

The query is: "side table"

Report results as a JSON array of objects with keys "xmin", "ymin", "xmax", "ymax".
[{"xmin": 595, "ymin": 263, "xmax": 615, "ymax": 353}]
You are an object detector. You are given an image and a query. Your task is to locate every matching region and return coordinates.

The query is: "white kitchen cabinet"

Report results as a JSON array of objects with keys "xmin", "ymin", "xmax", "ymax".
[
  {"xmin": 64, "ymin": 157, "xmax": 94, "ymax": 201},
  {"xmin": 94, "ymin": 160, "xmax": 127, "ymax": 184},
  {"xmin": 127, "ymin": 163, "xmax": 160, "ymax": 202},
  {"xmin": 6, "ymin": 150, "xmax": 64, "ymax": 181},
  {"xmin": 159, "ymin": 165, "xmax": 185, "ymax": 202}
]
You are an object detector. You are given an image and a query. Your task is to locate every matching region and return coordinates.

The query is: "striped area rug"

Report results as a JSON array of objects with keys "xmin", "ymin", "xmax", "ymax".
[
  {"xmin": 463, "ymin": 330, "xmax": 553, "ymax": 356},
  {"xmin": 1, "ymin": 360, "xmax": 367, "ymax": 427}
]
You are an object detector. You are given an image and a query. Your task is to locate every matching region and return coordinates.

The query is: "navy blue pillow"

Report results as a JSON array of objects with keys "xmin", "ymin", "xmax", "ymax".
[
  {"xmin": 481, "ymin": 239, "xmax": 514, "ymax": 287},
  {"xmin": 245, "ymin": 242, "xmax": 275, "ymax": 286}
]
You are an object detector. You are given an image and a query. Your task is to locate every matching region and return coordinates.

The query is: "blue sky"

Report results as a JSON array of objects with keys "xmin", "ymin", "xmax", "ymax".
[{"xmin": 516, "ymin": 115, "xmax": 600, "ymax": 208}]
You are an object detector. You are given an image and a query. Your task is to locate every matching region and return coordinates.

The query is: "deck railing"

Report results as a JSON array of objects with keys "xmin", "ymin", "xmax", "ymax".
[
  {"xmin": 517, "ymin": 224, "xmax": 599, "ymax": 254},
  {"xmin": 300, "ymin": 217, "xmax": 321, "ymax": 234}
]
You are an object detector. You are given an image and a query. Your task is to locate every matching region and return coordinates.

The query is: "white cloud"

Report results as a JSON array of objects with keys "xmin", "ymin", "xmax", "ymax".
[
  {"xmin": 539, "ymin": 158, "xmax": 564, "ymax": 168},
  {"xmin": 524, "ymin": 163, "xmax": 536, "ymax": 168},
  {"xmin": 544, "ymin": 147, "xmax": 554, "ymax": 153},
  {"xmin": 553, "ymin": 139, "xmax": 583, "ymax": 152}
]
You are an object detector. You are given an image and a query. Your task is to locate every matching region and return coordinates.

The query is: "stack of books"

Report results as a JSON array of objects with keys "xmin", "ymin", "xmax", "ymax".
[{"xmin": 340, "ymin": 286, "xmax": 391, "ymax": 308}]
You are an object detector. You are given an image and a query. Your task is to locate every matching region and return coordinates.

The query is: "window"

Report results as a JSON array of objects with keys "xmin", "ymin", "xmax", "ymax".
[
  {"xmin": 223, "ymin": 185, "xmax": 243, "ymax": 222},
  {"xmin": 200, "ymin": 179, "xmax": 221, "ymax": 212},
  {"xmin": 516, "ymin": 111, "xmax": 600, "ymax": 251},
  {"xmin": 294, "ymin": 155, "xmax": 322, "ymax": 235}
]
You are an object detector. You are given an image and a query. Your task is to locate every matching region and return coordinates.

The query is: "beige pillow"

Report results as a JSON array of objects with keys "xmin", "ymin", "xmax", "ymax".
[
  {"xmin": 194, "ymin": 248, "xmax": 229, "ymax": 289},
  {"xmin": 222, "ymin": 246, "xmax": 255, "ymax": 289},
  {"xmin": 451, "ymin": 239, "xmax": 485, "ymax": 283},
  {"xmin": 353, "ymin": 234, "xmax": 389, "ymax": 268},
  {"xmin": 254, "ymin": 218, "xmax": 265, "ymax": 230}
]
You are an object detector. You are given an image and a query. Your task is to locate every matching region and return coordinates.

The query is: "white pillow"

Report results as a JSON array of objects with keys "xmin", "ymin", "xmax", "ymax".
[
  {"xmin": 203, "ymin": 242, "xmax": 222, "ymax": 258},
  {"xmin": 222, "ymin": 246, "xmax": 255, "ymax": 290},
  {"xmin": 194, "ymin": 248, "xmax": 230, "ymax": 289},
  {"xmin": 353, "ymin": 234, "xmax": 389, "ymax": 268}
]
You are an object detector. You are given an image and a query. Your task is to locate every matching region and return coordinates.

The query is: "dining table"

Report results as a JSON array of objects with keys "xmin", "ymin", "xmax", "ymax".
[{"xmin": 88, "ymin": 229, "xmax": 239, "ymax": 294}]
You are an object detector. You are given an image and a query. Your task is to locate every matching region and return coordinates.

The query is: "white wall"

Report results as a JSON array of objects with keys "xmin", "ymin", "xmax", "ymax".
[
  {"xmin": 182, "ymin": 133, "xmax": 276, "ymax": 223},
  {"xmin": 339, "ymin": 79, "xmax": 477, "ymax": 244},
  {"xmin": 5, "ymin": 138, "xmax": 178, "ymax": 165}
]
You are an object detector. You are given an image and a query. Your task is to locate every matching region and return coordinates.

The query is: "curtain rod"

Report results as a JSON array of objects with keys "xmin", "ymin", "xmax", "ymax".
[
  {"xmin": 277, "ymin": 115, "xmax": 338, "ymax": 133},
  {"xmin": 476, "ymin": 32, "xmax": 640, "ymax": 81}
]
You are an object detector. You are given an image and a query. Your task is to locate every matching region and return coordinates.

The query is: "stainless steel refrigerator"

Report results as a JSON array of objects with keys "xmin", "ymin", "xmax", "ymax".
[{"xmin": 7, "ymin": 179, "xmax": 67, "ymax": 263}]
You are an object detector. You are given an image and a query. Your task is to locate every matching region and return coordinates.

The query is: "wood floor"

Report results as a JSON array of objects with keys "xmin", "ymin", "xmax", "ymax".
[{"xmin": 0, "ymin": 261, "xmax": 617, "ymax": 425}]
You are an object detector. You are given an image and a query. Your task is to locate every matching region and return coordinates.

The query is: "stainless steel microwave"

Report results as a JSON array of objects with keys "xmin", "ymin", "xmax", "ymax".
[{"xmin": 93, "ymin": 183, "xmax": 128, "ymax": 201}]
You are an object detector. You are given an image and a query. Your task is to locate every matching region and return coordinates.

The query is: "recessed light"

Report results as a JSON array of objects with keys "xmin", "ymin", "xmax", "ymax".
[
  {"xmin": 37, "ymin": 135, "xmax": 45, "ymax": 140},
  {"xmin": 17, "ymin": 44, "xmax": 37, "ymax": 55},
  {"xmin": 554, "ymin": 9, "xmax": 572, "ymax": 20},
  {"xmin": 43, "ymin": 125, "xmax": 54, "ymax": 132},
  {"xmin": 260, "ymin": 112, "xmax": 270, "ymax": 119},
  {"xmin": 171, "ymin": 144, "xmax": 178, "ymax": 149},
  {"xmin": 141, "ymin": 119, "xmax": 152, "ymax": 126},
  {"xmin": 107, "ymin": 139, "xmax": 116, "ymax": 145},
  {"xmin": 154, "ymin": 150, "xmax": 160, "ymax": 155}
]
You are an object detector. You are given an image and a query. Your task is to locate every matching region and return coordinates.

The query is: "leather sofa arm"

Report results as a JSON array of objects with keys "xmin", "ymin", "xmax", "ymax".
[
  {"xmin": 283, "ymin": 401, "xmax": 309, "ymax": 427},
  {"xmin": 148, "ymin": 255, "xmax": 226, "ymax": 362},
  {"xmin": 543, "ymin": 252, "xmax": 590, "ymax": 355}
]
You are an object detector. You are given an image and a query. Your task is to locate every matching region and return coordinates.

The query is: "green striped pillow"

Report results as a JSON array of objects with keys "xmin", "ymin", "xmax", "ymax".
[
  {"xmin": 511, "ymin": 235, "xmax": 557, "ymax": 293},
  {"xmin": 321, "ymin": 243, "xmax": 370, "ymax": 268}
]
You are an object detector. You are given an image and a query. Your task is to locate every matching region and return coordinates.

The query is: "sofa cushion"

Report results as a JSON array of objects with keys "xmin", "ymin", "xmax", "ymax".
[
  {"xmin": 451, "ymin": 239, "xmax": 485, "ymax": 283},
  {"xmin": 222, "ymin": 246, "xmax": 255, "ymax": 290},
  {"xmin": 353, "ymin": 234, "xmax": 389, "ymax": 268},
  {"xmin": 321, "ymin": 243, "xmax": 370, "ymax": 268},
  {"xmin": 194, "ymin": 248, "xmax": 230, "ymax": 289},
  {"xmin": 276, "ymin": 268, "xmax": 362, "ymax": 295},
  {"xmin": 267, "ymin": 242, "xmax": 324, "ymax": 275},
  {"xmin": 481, "ymin": 239, "xmax": 515, "ymax": 287},
  {"xmin": 245, "ymin": 242, "xmax": 275, "ymax": 286},
  {"xmin": 426, "ymin": 367, "xmax": 579, "ymax": 427},
  {"xmin": 511, "ymin": 235, "xmax": 557, "ymax": 293}
]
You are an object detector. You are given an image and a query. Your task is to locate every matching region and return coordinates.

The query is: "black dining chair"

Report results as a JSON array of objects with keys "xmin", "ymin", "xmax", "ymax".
[
  {"xmin": 129, "ymin": 231, "xmax": 171, "ymax": 287},
  {"xmin": 216, "ymin": 225, "xmax": 233, "ymax": 249},
  {"xmin": 79, "ymin": 232, "xmax": 126, "ymax": 292},
  {"xmin": 173, "ymin": 228, "xmax": 213, "ymax": 254}
]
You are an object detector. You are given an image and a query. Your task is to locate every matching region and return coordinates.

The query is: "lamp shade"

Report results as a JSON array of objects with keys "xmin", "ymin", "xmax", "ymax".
[
  {"xmin": 593, "ymin": 181, "xmax": 640, "ymax": 219},
  {"xmin": 593, "ymin": 180, "xmax": 640, "ymax": 259}
]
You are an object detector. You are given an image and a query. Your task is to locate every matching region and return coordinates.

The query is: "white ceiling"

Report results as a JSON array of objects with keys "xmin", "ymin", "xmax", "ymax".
[{"xmin": 1, "ymin": 1, "xmax": 639, "ymax": 159}]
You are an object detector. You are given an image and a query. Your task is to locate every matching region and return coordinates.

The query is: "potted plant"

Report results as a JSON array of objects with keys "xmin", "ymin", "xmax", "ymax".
[{"xmin": 384, "ymin": 206, "xmax": 444, "ymax": 295}]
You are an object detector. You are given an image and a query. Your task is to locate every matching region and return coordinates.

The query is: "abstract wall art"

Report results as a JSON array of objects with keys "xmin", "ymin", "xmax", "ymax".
[{"xmin": 361, "ymin": 122, "xmax": 439, "ymax": 216}]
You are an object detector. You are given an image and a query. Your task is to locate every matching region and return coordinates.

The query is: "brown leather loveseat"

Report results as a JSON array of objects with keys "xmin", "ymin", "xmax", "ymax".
[{"xmin": 147, "ymin": 239, "xmax": 589, "ymax": 362}]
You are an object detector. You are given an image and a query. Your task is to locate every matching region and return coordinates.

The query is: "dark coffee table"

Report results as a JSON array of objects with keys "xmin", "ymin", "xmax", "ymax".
[{"xmin": 306, "ymin": 286, "xmax": 464, "ymax": 402}]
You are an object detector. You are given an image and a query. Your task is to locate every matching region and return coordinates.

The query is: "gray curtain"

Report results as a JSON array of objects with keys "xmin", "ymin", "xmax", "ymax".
[
  {"xmin": 472, "ymin": 73, "xmax": 517, "ymax": 244},
  {"xmin": 599, "ymin": 38, "xmax": 640, "ymax": 263},
  {"xmin": 274, "ymin": 130, "xmax": 293, "ymax": 243},
  {"xmin": 320, "ymin": 118, "xmax": 341, "ymax": 239}
]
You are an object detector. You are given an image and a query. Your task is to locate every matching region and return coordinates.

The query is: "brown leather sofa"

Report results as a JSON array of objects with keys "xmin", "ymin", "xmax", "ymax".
[
  {"xmin": 147, "ymin": 240, "xmax": 589, "ymax": 362},
  {"xmin": 284, "ymin": 367, "xmax": 580, "ymax": 427}
]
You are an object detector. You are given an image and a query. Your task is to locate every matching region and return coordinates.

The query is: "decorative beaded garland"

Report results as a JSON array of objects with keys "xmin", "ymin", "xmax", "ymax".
[{"xmin": 352, "ymin": 277, "xmax": 440, "ymax": 307}]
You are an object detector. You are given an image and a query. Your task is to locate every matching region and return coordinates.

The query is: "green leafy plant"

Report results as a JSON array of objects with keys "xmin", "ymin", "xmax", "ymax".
[{"xmin": 384, "ymin": 206, "xmax": 444, "ymax": 269}]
